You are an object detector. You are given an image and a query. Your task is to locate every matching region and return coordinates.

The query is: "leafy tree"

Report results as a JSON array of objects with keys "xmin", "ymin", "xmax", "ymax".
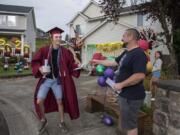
[{"xmin": 99, "ymin": 0, "xmax": 180, "ymax": 76}]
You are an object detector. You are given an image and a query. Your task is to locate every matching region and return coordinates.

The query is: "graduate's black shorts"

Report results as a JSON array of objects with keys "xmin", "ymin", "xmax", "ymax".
[{"xmin": 117, "ymin": 96, "xmax": 144, "ymax": 130}]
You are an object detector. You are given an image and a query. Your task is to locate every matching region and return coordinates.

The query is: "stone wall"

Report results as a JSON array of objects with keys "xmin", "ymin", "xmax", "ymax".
[{"xmin": 153, "ymin": 80, "xmax": 180, "ymax": 135}]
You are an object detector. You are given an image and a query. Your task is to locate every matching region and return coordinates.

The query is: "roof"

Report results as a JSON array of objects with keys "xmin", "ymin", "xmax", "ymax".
[
  {"xmin": 0, "ymin": 4, "xmax": 33, "ymax": 14},
  {"xmin": 37, "ymin": 28, "xmax": 46, "ymax": 33}
]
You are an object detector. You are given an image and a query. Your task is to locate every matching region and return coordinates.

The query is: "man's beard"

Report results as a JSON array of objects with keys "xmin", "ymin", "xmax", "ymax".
[{"xmin": 122, "ymin": 41, "xmax": 128, "ymax": 48}]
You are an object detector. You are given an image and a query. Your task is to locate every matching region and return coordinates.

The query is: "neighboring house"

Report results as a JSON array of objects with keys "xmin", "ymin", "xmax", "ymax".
[
  {"xmin": 67, "ymin": 0, "xmax": 169, "ymax": 66},
  {"xmin": 0, "ymin": 4, "xmax": 36, "ymax": 59},
  {"xmin": 36, "ymin": 28, "xmax": 48, "ymax": 39}
]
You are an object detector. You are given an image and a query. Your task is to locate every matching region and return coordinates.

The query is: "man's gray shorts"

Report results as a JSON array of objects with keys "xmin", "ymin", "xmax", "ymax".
[
  {"xmin": 37, "ymin": 78, "xmax": 63, "ymax": 100},
  {"xmin": 117, "ymin": 96, "xmax": 144, "ymax": 130}
]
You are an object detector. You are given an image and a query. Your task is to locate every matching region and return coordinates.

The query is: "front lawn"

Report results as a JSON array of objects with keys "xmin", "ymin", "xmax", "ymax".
[{"xmin": 0, "ymin": 65, "xmax": 32, "ymax": 78}]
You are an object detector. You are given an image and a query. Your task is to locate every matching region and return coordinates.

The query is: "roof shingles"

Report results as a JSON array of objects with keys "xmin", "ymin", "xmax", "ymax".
[{"xmin": 0, "ymin": 4, "xmax": 33, "ymax": 13}]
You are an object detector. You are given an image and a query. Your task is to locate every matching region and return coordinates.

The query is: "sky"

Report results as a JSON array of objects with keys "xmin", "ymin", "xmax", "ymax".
[{"xmin": 0, "ymin": 0, "xmax": 95, "ymax": 36}]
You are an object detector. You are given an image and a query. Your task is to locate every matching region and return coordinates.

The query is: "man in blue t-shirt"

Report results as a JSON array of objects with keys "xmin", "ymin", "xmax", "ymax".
[{"xmin": 91, "ymin": 28, "xmax": 147, "ymax": 135}]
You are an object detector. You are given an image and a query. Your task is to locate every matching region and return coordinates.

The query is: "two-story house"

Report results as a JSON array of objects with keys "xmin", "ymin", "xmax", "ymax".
[
  {"xmin": 0, "ymin": 4, "xmax": 36, "ymax": 59},
  {"xmin": 67, "ymin": 0, "xmax": 169, "ymax": 66}
]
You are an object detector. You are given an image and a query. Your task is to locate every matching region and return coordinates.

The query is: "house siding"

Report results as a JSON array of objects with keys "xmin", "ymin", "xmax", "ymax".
[
  {"xmin": 83, "ymin": 3, "xmax": 103, "ymax": 18},
  {"xmin": 25, "ymin": 10, "xmax": 36, "ymax": 56}
]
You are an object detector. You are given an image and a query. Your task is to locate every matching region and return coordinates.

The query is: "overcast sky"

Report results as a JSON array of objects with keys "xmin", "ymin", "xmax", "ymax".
[{"xmin": 0, "ymin": 0, "xmax": 97, "ymax": 35}]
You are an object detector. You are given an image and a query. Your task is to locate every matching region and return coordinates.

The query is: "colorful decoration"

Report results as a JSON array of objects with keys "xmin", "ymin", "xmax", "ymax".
[
  {"xmin": 102, "ymin": 115, "xmax": 114, "ymax": 126},
  {"xmin": 146, "ymin": 61, "xmax": 153, "ymax": 73},
  {"xmin": 0, "ymin": 38, "xmax": 6, "ymax": 45},
  {"xmin": 97, "ymin": 76, "xmax": 107, "ymax": 87},
  {"xmin": 92, "ymin": 53, "xmax": 104, "ymax": 60},
  {"xmin": 96, "ymin": 42, "xmax": 124, "ymax": 53},
  {"xmin": 107, "ymin": 56, "xmax": 115, "ymax": 61},
  {"xmin": 104, "ymin": 68, "xmax": 114, "ymax": 79},
  {"xmin": 4, "ymin": 44, "xmax": 12, "ymax": 57},
  {"xmin": 14, "ymin": 62, "xmax": 23, "ymax": 73},
  {"xmin": 144, "ymin": 49, "xmax": 150, "ymax": 61},
  {"xmin": 24, "ymin": 44, "xmax": 30, "ymax": 58},
  {"xmin": 138, "ymin": 39, "xmax": 149, "ymax": 51},
  {"xmin": 140, "ymin": 28, "xmax": 157, "ymax": 49},
  {"xmin": 96, "ymin": 64, "xmax": 106, "ymax": 76},
  {"xmin": 15, "ymin": 39, "xmax": 21, "ymax": 48}
]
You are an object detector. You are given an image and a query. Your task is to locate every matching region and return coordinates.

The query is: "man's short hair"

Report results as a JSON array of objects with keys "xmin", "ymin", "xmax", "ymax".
[{"xmin": 126, "ymin": 28, "xmax": 141, "ymax": 41}]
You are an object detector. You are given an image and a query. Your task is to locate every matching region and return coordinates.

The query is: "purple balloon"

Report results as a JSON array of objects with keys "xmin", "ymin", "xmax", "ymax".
[
  {"xmin": 97, "ymin": 76, "xmax": 106, "ymax": 87},
  {"xmin": 104, "ymin": 68, "xmax": 114, "ymax": 79},
  {"xmin": 102, "ymin": 115, "xmax": 114, "ymax": 126}
]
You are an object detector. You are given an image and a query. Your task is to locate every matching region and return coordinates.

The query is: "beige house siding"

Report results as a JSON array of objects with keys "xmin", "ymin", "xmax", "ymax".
[{"xmin": 83, "ymin": 3, "xmax": 103, "ymax": 18}]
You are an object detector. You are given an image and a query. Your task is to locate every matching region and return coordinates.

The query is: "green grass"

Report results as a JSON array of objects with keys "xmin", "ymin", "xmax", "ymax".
[
  {"xmin": 0, "ymin": 65, "xmax": 32, "ymax": 77},
  {"xmin": 36, "ymin": 38, "xmax": 50, "ymax": 51}
]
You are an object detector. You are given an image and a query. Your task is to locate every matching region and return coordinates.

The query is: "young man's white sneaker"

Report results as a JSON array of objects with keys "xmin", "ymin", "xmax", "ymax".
[{"xmin": 59, "ymin": 122, "xmax": 68, "ymax": 133}]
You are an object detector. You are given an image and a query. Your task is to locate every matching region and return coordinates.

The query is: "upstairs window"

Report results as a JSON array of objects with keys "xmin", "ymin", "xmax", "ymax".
[
  {"xmin": 137, "ymin": 14, "xmax": 143, "ymax": 26},
  {"xmin": 7, "ymin": 15, "xmax": 16, "ymax": 26},
  {"xmin": 0, "ymin": 15, "xmax": 17, "ymax": 26},
  {"xmin": 0, "ymin": 15, "xmax": 6, "ymax": 26}
]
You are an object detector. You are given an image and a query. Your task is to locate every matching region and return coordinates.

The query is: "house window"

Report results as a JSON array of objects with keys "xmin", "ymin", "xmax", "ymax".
[
  {"xmin": 0, "ymin": 15, "xmax": 7, "ymax": 25},
  {"xmin": 75, "ymin": 24, "xmax": 86, "ymax": 36},
  {"xmin": 7, "ymin": 15, "xmax": 16, "ymax": 26},
  {"xmin": 75, "ymin": 25, "xmax": 82, "ymax": 35},
  {"xmin": 137, "ymin": 14, "xmax": 143, "ymax": 26}
]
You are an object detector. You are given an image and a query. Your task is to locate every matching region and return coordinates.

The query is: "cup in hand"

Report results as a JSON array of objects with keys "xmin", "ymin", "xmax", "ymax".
[{"xmin": 42, "ymin": 65, "xmax": 51, "ymax": 73}]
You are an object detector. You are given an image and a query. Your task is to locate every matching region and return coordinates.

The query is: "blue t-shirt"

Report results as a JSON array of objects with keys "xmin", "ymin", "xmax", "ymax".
[{"xmin": 115, "ymin": 47, "xmax": 147, "ymax": 100}]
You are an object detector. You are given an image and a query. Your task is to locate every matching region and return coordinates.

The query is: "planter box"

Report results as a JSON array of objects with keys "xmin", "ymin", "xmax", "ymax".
[{"xmin": 86, "ymin": 94, "xmax": 152, "ymax": 135}]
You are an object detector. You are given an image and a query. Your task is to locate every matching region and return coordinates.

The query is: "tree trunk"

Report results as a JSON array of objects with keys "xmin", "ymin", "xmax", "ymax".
[{"xmin": 166, "ymin": 40, "xmax": 179, "ymax": 78}]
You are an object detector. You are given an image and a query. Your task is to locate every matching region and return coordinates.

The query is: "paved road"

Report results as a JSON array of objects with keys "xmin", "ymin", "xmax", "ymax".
[{"xmin": 0, "ymin": 73, "xmax": 117, "ymax": 135}]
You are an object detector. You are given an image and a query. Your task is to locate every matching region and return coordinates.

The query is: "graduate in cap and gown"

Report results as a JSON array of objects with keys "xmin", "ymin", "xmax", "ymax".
[{"xmin": 31, "ymin": 27, "xmax": 81, "ymax": 133}]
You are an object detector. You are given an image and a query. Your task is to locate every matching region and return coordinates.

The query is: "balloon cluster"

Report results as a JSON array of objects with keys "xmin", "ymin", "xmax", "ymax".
[
  {"xmin": 91, "ymin": 52, "xmax": 116, "ymax": 87},
  {"xmin": 96, "ymin": 65, "xmax": 115, "ymax": 87},
  {"xmin": 138, "ymin": 39, "xmax": 153, "ymax": 73}
]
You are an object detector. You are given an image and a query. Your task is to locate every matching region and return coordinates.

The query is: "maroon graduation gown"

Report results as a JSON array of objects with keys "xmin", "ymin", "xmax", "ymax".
[{"xmin": 31, "ymin": 45, "xmax": 80, "ymax": 120}]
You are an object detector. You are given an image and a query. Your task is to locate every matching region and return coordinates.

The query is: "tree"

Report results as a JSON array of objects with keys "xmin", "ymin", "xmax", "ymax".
[{"xmin": 99, "ymin": 0, "xmax": 180, "ymax": 76}]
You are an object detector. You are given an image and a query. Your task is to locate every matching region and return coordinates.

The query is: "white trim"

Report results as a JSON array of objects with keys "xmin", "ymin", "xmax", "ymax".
[
  {"xmin": 67, "ymin": 12, "xmax": 89, "ymax": 25},
  {"xmin": 81, "ymin": 0, "xmax": 99, "ymax": 13},
  {"xmin": 88, "ymin": 16, "xmax": 106, "ymax": 22},
  {"xmin": 21, "ymin": 34, "xmax": 24, "ymax": 56},
  {"xmin": 0, "ymin": 31, "xmax": 24, "ymax": 35},
  {"xmin": 81, "ymin": 19, "xmax": 108, "ymax": 40},
  {"xmin": 116, "ymin": 21, "xmax": 136, "ymax": 28},
  {"xmin": 67, "ymin": 0, "xmax": 100, "ymax": 25},
  {"xmin": 0, "ymin": 11, "xmax": 29, "ymax": 15},
  {"xmin": 81, "ymin": 19, "xmax": 136, "ymax": 41}
]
